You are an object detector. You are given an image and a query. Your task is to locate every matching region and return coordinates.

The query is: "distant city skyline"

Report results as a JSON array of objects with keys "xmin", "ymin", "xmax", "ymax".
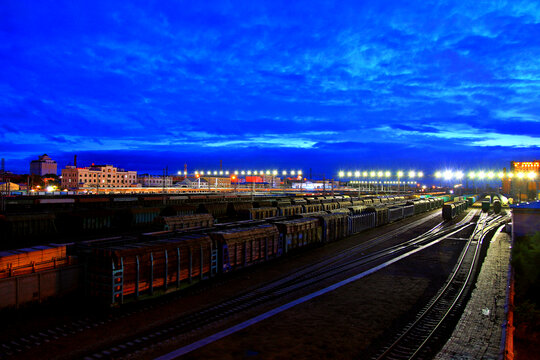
[{"xmin": 2, "ymin": 1, "xmax": 540, "ymax": 174}]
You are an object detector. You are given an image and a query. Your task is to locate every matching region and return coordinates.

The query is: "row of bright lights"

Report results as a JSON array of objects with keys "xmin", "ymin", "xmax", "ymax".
[
  {"xmin": 435, "ymin": 170, "xmax": 537, "ymax": 180},
  {"xmin": 187, "ymin": 170, "xmax": 303, "ymax": 176},
  {"xmin": 349, "ymin": 180, "xmax": 417, "ymax": 184},
  {"xmin": 338, "ymin": 171, "xmax": 424, "ymax": 178}
]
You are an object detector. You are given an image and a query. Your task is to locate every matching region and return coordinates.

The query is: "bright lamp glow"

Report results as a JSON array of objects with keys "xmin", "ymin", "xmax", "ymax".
[
  {"xmin": 443, "ymin": 170, "xmax": 452, "ymax": 180},
  {"xmin": 282, "ymin": 170, "xmax": 287, "ymax": 175},
  {"xmin": 298, "ymin": 170, "xmax": 303, "ymax": 175},
  {"xmin": 487, "ymin": 171, "xmax": 494, "ymax": 179},
  {"xmin": 370, "ymin": 171, "xmax": 375, "ymax": 177},
  {"xmin": 397, "ymin": 171, "xmax": 404, "ymax": 177},
  {"xmin": 362, "ymin": 171, "xmax": 368, "ymax": 177},
  {"xmin": 265, "ymin": 170, "xmax": 270, "ymax": 175},
  {"xmin": 435, "ymin": 171, "xmax": 441, "ymax": 178},
  {"xmin": 46, "ymin": 186, "xmax": 54, "ymax": 192},
  {"xmin": 417, "ymin": 171, "xmax": 423, "ymax": 178},
  {"xmin": 377, "ymin": 171, "xmax": 383, "ymax": 177},
  {"xmin": 241, "ymin": 171, "xmax": 245, "ymax": 175},
  {"xmin": 272, "ymin": 170, "xmax": 277, "ymax": 176},
  {"xmin": 497, "ymin": 172, "xmax": 504, "ymax": 178},
  {"xmin": 354, "ymin": 171, "xmax": 360, "ymax": 177},
  {"xmin": 468, "ymin": 171, "xmax": 475, "ymax": 179},
  {"xmin": 385, "ymin": 171, "xmax": 391, "ymax": 177},
  {"xmin": 508, "ymin": 172, "xmax": 514, "ymax": 178},
  {"xmin": 291, "ymin": 170, "xmax": 296, "ymax": 175},
  {"xmin": 408, "ymin": 171, "xmax": 415, "ymax": 178},
  {"xmin": 347, "ymin": 171, "xmax": 353, "ymax": 177},
  {"xmin": 455, "ymin": 171, "xmax": 464, "ymax": 180},
  {"xmin": 527, "ymin": 171, "xmax": 536, "ymax": 180},
  {"xmin": 247, "ymin": 170, "xmax": 252, "ymax": 175},
  {"xmin": 477, "ymin": 171, "xmax": 485, "ymax": 180},
  {"xmin": 200, "ymin": 171, "xmax": 205, "ymax": 175},
  {"xmin": 338, "ymin": 171, "xmax": 344, "ymax": 177},
  {"xmin": 517, "ymin": 172, "xmax": 524, "ymax": 179}
]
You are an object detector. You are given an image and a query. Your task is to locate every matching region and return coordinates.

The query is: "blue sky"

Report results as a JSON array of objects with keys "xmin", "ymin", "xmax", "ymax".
[{"xmin": 1, "ymin": 1, "xmax": 539, "ymax": 175}]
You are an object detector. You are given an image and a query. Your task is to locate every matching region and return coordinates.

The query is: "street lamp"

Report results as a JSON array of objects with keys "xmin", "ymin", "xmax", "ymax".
[{"xmin": 397, "ymin": 171, "xmax": 403, "ymax": 194}]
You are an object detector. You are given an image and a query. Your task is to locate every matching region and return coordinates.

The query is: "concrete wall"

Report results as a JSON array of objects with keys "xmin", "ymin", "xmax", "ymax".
[{"xmin": 0, "ymin": 265, "xmax": 80, "ymax": 309}]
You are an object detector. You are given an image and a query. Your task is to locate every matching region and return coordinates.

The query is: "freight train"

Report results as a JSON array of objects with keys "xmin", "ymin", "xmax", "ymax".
[
  {"xmin": 0, "ymin": 194, "xmax": 424, "ymax": 247},
  {"xmin": 73, "ymin": 196, "xmax": 446, "ymax": 306},
  {"xmin": 0, "ymin": 194, "xmax": 454, "ymax": 308}
]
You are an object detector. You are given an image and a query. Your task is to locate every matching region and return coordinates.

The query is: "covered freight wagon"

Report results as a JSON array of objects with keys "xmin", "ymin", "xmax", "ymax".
[
  {"xmin": 273, "ymin": 218, "xmax": 322, "ymax": 252},
  {"xmin": 210, "ymin": 224, "xmax": 280, "ymax": 272},
  {"xmin": 154, "ymin": 213, "xmax": 214, "ymax": 231}
]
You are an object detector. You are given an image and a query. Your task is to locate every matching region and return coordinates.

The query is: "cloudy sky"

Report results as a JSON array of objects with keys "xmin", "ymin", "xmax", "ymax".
[{"xmin": 1, "ymin": 1, "xmax": 539, "ymax": 175}]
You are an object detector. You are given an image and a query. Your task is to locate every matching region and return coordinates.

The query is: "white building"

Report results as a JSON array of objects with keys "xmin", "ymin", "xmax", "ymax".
[
  {"xmin": 30, "ymin": 154, "xmax": 57, "ymax": 176},
  {"xmin": 61, "ymin": 164, "xmax": 137, "ymax": 189}
]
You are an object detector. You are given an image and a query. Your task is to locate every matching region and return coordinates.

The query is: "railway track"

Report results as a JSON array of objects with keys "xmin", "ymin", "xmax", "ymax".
[
  {"xmin": 0, "ymin": 210, "xmax": 445, "ymax": 359},
  {"xmin": 374, "ymin": 211, "xmax": 509, "ymax": 360},
  {"xmin": 76, "ymin": 213, "xmax": 477, "ymax": 359}
]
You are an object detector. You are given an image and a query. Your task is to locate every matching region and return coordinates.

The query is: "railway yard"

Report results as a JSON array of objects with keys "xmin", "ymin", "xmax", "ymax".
[{"xmin": 0, "ymin": 193, "xmax": 511, "ymax": 359}]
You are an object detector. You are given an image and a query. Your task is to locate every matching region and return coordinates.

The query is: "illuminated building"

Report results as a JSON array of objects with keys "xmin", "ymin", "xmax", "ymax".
[
  {"xmin": 203, "ymin": 176, "xmax": 232, "ymax": 188},
  {"xmin": 30, "ymin": 154, "xmax": 57, "ymax": 176},
  {"xmin": 61, "ymin": 164, "xmax": 137, "ymax": 189},
  {"xmin": 503, "ymin": 161, "xmax": 540, "ymax": 201}
]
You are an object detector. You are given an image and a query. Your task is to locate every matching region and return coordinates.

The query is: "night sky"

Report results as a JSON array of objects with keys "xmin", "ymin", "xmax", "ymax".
[{"xmin": 1, "ymin": 1, "xmax": 540, "ymax": 175}]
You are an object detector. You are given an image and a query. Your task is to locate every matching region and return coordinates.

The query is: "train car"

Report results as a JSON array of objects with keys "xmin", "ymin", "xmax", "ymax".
[
  {"xmin": 130, "ymin": 207, "xmax": 162, "ymax": 226},
  {"xmin": 348, "ymin": 205, "xmax": 367, "ymax": 216},
  {"xmin": 442, "ymin": 200, "xmax": 467, "ymax": 220},
  {"xmin": 277, "ymin": 205, "xmax": 303, "ymax": 217},
  {"xmin": 315, "ymin": 213, "xmax": 348, "ymax": 243},
  {"xmin": 210, "ymin": 224, "xmax": 280, "ymax": 272},
  {"xmin": 481, "ymin": 196, "xmax": 491, "ymax": 213},
  {"xmin": 373, "ymin": 206, "xmax": 389, "ymax": 226},
  {"xmin": 56, "ymin": 209, "xmax": 114, "ymax": 233},
  {"xmin": 291, "ymin": 198, "xmax": 307, "ymax": 206},
  {"xmin": 111, "ymin": 197, "xmax": 139, "ymax": 208},
  {"xmin": 493, "ymin": 198, "xmax": 502, "ymax": 214},
  {"xmin": 273, "ymin": 218, "xmax": 322, "ymax": 252},
  {"xmin": 198, "ymin": 202, "xmax": 228, "ymax": 219},
  {"xmin": 403, "ymin": 204, "xmax": 415, "ymax": 218},
  {"xmin": 80, "ymin": 233, "xmax": 213, "ymax": 305},
  {"xmin": 154, "ymin": 214, "xmax": 214, "ymax": 231},
  {"xmin": 348, "ymin": 212, "xmax": 376, "ymax": 234},
  {"xmin": 227, "ymin": 202, "xmax": 253, "ymax": 217},
  {"xmin": 303, "ymin": 203, "xmax": 323, "ymax": 213},
  {"xmin": 351, "ymin": 200, "xmax": 364, "ymax": 207},
  {"xmin": 337, "ymin": 200, "xmax": 353, "ymax": 209},
  {"xmin": 160, "ymin": 204, "xmax": 197, "ymax": 217},
  {"xmin": 239, "ymin": 207, "xmax": 279, "ymax": 220},
  {"xmin": 388, "ymin": 206, "xmax": 404, "ymax": 223},
  {"xmin": 0, "ymin": 213, "xmax": 57, "ymax": 247}
]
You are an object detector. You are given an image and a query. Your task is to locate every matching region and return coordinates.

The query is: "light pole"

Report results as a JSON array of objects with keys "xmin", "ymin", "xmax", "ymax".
[{"xmin": 397, "ymin": 171, "xmax": 403, "ymax": 194}]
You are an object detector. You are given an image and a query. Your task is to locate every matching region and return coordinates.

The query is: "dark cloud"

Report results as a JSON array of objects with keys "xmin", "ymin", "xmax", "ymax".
[{"xmin": 1, "ymin": 0, "xmax": 539, "ymax": 173}]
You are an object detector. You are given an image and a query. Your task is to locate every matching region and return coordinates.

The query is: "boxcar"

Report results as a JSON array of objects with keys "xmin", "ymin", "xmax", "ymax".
[
  {"xmin": 388, "ymin": 206, "xmax": 404, "ymax": 223},
  {"xmin": 210, "ymin": 224, "xmax": 280, "ymax": 272},
  {"xmin": 274, "ymin": 218, "xmax": 322, "ymax": 252}
]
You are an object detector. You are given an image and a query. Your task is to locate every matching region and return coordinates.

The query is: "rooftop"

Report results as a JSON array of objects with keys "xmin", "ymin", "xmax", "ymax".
[{"xmin": 511, "ymin": 201, "xmax": 540, "ymax": 210}]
